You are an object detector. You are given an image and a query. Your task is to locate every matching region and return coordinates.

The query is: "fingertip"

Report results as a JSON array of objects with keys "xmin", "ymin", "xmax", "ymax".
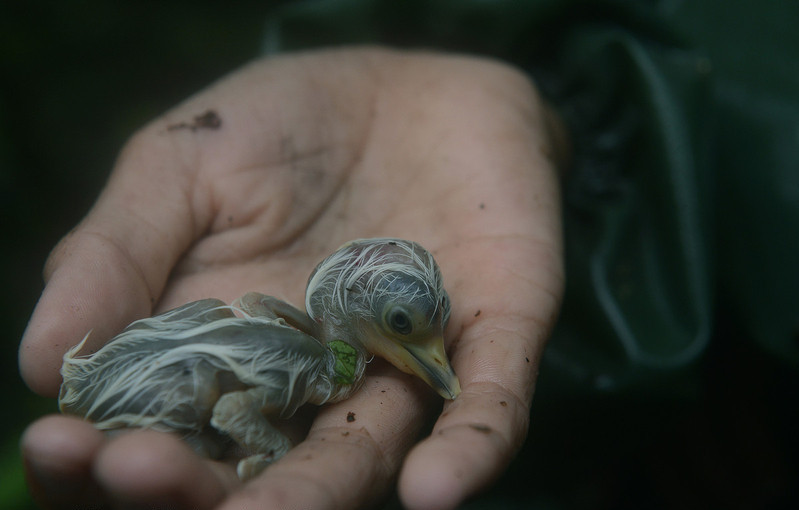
[
  {"xmin": 23, "ymin": 415, "xmax": 105, "ymax": 469},
  {"xmin": 94, "ymin": 429, "xmax": 235, "ymax": 508},
  {"xmin": 399, "ymin": 427, "xmax": 507, "ymax": 510},
  {"xmin": 22, "ymin": 415, "xmax": 106, "ymax": 506},
  {"xmin": 18, "ymin": 333, "xmax": 64, "ymax": 399},
  {"xmin": 93, "ymin": 430, "xmax": 178, "ymax": 492},
  {"xmin": 398, "ymin": 385, "xmax": 529, "ymax": 510},
  {"xmin": 398, "ymin": 447, "xmax": 466, "ymax": 510},
  {"xmin": 19, "ymin": 234, "xmax": 157, "ymax": 397},
  {"xmin": 18, "ymin": 286, "xmax": 76, "ymax": 397}
]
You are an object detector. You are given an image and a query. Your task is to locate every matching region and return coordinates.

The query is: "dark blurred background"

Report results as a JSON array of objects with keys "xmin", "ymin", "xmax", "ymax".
[{"xmin": 3, "ymin": 1, "xmax": 798, "ymax": 509}]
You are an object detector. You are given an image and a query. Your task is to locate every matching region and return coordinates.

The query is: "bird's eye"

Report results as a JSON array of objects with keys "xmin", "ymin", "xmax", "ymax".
[{"xmin": 387, "ymin": 307, "xmax": 413, "ymax": 335}]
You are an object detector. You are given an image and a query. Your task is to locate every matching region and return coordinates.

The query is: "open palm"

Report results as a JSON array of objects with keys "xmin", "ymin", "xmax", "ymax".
[{"xmin": 20, "ymin": 48, "xmax": 564, "ymax": 510}]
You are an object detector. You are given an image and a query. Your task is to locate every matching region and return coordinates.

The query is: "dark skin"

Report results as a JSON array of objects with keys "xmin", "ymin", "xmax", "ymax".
[{"xmin": 19, "ymin": 47, "xmax": 566, "ymax": 510}]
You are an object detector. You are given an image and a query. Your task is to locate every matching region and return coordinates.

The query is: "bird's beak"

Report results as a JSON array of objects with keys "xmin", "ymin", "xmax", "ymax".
[{"xmin": 370, "ymin": 333, "xmax": 461, "ymax": 400}]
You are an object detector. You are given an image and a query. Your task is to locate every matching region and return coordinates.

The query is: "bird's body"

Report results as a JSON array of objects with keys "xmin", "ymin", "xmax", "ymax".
[{"xmin": 58, "ymin": 238, "xmax": 459, "ymax": 479}]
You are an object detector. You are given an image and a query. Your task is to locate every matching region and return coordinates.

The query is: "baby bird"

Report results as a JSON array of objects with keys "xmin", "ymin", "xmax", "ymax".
[{"xmin": 58, "ymin": 238, "xmax": 460, "ymax": 479}]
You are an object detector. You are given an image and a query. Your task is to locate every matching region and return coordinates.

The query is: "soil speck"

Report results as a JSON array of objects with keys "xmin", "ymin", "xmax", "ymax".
[{"xmin": 167, "ymin": 109, "xmax": 222, "ymax": 132}]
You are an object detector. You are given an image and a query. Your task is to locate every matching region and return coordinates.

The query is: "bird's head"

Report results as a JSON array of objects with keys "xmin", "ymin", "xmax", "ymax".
[{"xmin": 306, "ymin": 239, "xmax": 460, "ymax": 399}]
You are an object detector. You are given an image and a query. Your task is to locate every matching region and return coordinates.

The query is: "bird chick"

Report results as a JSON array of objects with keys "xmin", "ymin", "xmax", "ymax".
[{"xmin": 58, "ymin": 238, "xmax": 459, "ymax": 479}]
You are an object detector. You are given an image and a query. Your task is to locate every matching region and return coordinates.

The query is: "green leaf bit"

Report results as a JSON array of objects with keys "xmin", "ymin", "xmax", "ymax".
[{"xmin": 328, "ymin": 340, "xmax": 358, "ymax": 385}]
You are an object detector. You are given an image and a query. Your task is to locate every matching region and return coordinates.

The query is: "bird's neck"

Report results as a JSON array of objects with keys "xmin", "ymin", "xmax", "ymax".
[
  {"xmin": 304, "ymin": 316, "xmax": 370, "ymax": 405},
  {"xmin": 317, "ymin": 313, "xmax": 368, "ymax": 354},
  {"xmin": 306, "ymin": 338, "xmax": 368, "ymax": 405}
]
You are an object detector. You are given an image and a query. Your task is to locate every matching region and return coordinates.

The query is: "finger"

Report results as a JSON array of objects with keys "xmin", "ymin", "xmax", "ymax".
[
  {"xmin": 399, "ymin": 236, "xmax": 564, "ymax": 510},
  {"xmin": 398, "ymin": 384, "xmax": 530, "ymax": 510},
  {"xmin": 221, "ymin": 429, "xmax": 392, "ymax": 510},
  {"xmin": 19, "ymin": 126, "xmax": 201, "ymax": 397},
  {"xmin": 93, "ymin": 429, "xmax": 238, "ymax": 510},
  {"xmin": 22, "ymin": 415, "xmax": 106, "ymax": 508},
  {"xmin": 218, "ymin": 361, "xmax": 440, "ymax": 510}
]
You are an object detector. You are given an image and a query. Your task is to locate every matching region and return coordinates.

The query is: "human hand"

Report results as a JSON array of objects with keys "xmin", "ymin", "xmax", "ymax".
[{"xmin": 19, "ymin": 47, "xmax": 565, "ymax": 510}]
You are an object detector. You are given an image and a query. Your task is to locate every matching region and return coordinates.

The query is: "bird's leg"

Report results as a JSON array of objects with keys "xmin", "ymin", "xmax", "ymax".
[
  {"xmin": 235, "ymin": 292, "xmax": 321, "ymax": 337},
  {"xmin": 210, "ymin": 386, "xmax": 292, "ymax": 480}
]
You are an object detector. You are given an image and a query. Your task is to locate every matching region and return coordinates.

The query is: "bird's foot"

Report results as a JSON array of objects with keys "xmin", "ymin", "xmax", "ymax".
[{"xmin": 237, "ymin": 452, "xmax": 276, "ymax": 481}]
